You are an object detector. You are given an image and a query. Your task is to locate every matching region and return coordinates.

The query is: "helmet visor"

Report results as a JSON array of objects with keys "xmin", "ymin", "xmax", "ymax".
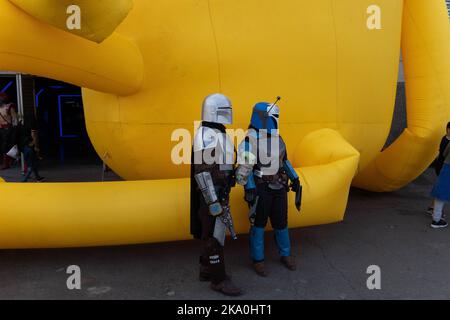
[{"xmin": 216, "ymin": 107, "xmax": 233, "ymax": 124}]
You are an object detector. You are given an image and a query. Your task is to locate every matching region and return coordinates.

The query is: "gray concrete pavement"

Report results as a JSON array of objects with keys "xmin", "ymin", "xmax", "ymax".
[{"xmin": 1, "ymin": 164, "xmax": 450, "ymax": 300}]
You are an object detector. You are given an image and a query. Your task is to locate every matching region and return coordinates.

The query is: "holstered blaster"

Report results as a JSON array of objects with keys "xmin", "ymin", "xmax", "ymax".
[
  {"xmin": 291, "ymin": 182, "xmax": 302, "ymax": 212},
  {"xmin": 218, "ymin": 187, "xmax": 238, "ymax": 241},
  {"xmin": 248, "ymin": 195, "xmax": 259, "ymax": 226}
]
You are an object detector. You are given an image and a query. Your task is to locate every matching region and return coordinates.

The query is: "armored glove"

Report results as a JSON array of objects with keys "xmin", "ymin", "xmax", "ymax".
[
  {"xmin": 195, "ymin": 171, "xmax": 224, "ymax": 217},
  {"xmin": 208, "ymin": 202, "xmax": 223, "ymax": 217}
]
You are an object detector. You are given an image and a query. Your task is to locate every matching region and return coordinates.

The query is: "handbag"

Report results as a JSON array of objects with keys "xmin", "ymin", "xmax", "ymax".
[{"xmin": 6, "ymin": 145, "xmax": 20, "ymax": 160}]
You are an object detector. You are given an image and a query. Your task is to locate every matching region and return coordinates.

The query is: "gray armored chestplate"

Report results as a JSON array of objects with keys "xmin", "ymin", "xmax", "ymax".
[{"xmin": 193, "ymin": 125, "xmax": 235, "ymax": 184}]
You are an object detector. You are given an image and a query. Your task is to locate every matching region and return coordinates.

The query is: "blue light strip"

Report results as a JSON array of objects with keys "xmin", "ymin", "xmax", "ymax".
[
  {"xmin": 58, "ymin": 94, "xmax": 81, "ymax": 139},
  {"xmin": 35, "ymin": 88, "xmax": 44, "ymax": 107},
  {"xmin": 0, "ymin": 81, "xmax": 13, "ymax": 93}
]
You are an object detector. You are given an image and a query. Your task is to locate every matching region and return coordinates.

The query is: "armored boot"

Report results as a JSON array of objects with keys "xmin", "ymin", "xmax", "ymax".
[
  {"xmin": 210, "ymin": 277, "xmax": 243, "ymax": 296},
  {"xmin": 199, "ymin": 256, "xmax": 212, "ymax": 282},
  {"xmin": 202, "ymin": 238, "xmax": 226, "ymax": 283},
  {"xmin": 209, "ymin": 251, "xmax": 242, "ymax": 297},
  {"xmin": 205, "ymin": 238, "xmax": 242, "ymax": 296},
  {"xmin": 275, "ymin": 228, "xmax": 296, "ymax": 271},
  {"xmin": 250, "ymin": 226, "xmax": 267, "ymax": 276}
]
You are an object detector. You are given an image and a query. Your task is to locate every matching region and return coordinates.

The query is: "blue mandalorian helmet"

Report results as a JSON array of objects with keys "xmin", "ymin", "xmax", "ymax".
[{"xmin": 250, "ymin": 102, "xmax": 280, "ymax": 131}]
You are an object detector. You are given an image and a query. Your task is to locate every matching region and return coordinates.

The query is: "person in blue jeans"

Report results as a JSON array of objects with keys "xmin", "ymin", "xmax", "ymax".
[
  {"xmin": 22, "ymin": 136, "xmax": 44, "ymax": 183},
  {"xmin": 427, "ymin": 122, "xmax": 450, "ymax": 215}
]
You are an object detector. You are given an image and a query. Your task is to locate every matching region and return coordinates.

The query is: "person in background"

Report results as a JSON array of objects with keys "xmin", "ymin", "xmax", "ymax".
[
  {"xmin": 430, "ymin": 125, "xmax": 450, "ymax": 228},
  {"xmin": 427, "ymin": 122, "xmax": 450, "ymax": 215},
  {"xmin": 0, "ymin": 93, "xmax": 18, "ymax": 170},
  {"xmin": 22, "ymin": 136, "xmax": 45, "ymax": 182},
  {"xmin": 30, "ymin": 129, "xmax": 42, "ymax": 160},
  {"xmin": 22, "ymin": 129, "xmax": 42, "ymax": 175},
  {"xmin": 0, "ymin": 93, "xmax": 4, "ymax": 153}
]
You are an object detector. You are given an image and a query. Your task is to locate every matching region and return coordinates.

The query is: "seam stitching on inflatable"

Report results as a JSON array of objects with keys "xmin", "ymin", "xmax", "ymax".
[
  {"xmin": 330, "ymin": 0, "xmax": 339, "ymax": 130},
  {"xmin": 207, "ymin": 0, "xmax": 222, "ymax": 92}
]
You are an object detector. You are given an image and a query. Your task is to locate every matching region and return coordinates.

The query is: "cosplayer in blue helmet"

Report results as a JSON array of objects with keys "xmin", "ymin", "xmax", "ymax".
[{"xmin": 236, "ymin": 97, "xmax": 302, "ymax": 277}]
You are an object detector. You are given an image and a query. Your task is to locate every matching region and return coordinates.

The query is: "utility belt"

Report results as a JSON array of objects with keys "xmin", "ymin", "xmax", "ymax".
[
  {"xmin": 212, "ymin": 165, "xmax": 234, "ymax": 185},
  {"xmin": 0, "ymin": 124, "xmax": 11, "ymax": 129},
  {"xmin": 254, "ymin": 168, "xmax": 288, "ymax": 186}
]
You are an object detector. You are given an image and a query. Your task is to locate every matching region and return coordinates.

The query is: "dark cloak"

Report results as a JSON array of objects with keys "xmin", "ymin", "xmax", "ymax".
[{"xmin": 190, "ymin": 121, "xmax": 227, "ymax": 239}]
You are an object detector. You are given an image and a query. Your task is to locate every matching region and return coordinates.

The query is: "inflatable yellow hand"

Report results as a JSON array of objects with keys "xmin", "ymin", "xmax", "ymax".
[
  {"xmin": 0, "ymin": 0, "xmax": 143, "ymax": 95},
  {"xmin": 9, "ymin": 0, "xmax": 134, "ymax": 43},
  {"xmin": 353, "ymin": 0, "xmax": 450, "ymax": 191},
  {"xmin": 0, "ymin": 0, "xmax": 448, "ymax": 248}
]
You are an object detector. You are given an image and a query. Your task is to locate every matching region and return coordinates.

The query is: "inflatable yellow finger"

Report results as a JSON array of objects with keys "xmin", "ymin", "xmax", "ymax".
[
  {"xmin": 292, "ymin": 129, "xmax": 360, "ymax": 227},
  {"xmin": 353, "ymin": 0, "xmax": 450, "ymax": 191},
  {"xmin": 0, "ymin": 0, "xmax": 448, "ymax": 248}
]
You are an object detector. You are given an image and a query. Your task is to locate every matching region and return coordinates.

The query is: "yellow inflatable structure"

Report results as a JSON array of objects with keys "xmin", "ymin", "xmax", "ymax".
[{"xmin": 0, "ymin": 0, "xmax": 449, "ymax": 248}]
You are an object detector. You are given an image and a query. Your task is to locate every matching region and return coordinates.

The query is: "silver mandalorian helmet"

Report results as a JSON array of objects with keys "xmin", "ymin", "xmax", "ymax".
[{"xmin": 202, "ymin": 93, "xmax": 233, "ymax": 124}]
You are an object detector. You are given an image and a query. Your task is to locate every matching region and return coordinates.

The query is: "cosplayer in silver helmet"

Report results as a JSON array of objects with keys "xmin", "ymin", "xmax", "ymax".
[
  {"xmin": 190, "ymin": 93, "xmax": 242, "ymax": 296},
  {"xmin": 193, "ymin": 92, "xmax": 236, "ymax": 239},
  {"xmin": 202, "ymin": 93, "xmax": 233, "ymax": 124}
]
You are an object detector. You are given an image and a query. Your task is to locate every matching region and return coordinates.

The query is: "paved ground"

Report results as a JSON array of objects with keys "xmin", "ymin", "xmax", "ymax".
[
  {"xmin": 1, "ymin": 162, "xmax": 450, "ymax": 300},
  {"xmin": 0, "ymin": 159, "xmax": 122, "ymax": 183}
]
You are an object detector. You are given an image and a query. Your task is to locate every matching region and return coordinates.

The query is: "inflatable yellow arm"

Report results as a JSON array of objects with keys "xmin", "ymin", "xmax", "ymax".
[
  {"xmin": 0, "ymin": 0, "xmax": 143, "ymax": 95},
  {"xmin": 9, "ymin": 0, "xmax": 134, "ymax": 43},
  {"xmin": 353, "ymin": 0, "xmax": 450, "ymax": 191}
]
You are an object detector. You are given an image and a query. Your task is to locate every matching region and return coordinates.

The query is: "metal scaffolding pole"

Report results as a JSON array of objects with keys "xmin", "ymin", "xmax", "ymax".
[{"xmin": 15, "ymin": 73, "xmax": 25, "ymax": 172}]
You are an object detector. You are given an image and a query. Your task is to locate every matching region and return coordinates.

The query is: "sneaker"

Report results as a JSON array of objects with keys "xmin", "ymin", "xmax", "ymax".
[
  {"xmin": 431, "ymin": 219, "xmax": 448, "ymax": 229},
  {"xmin": 36, "ymin": 177, "xmax": 45, "ymax": 182}
]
